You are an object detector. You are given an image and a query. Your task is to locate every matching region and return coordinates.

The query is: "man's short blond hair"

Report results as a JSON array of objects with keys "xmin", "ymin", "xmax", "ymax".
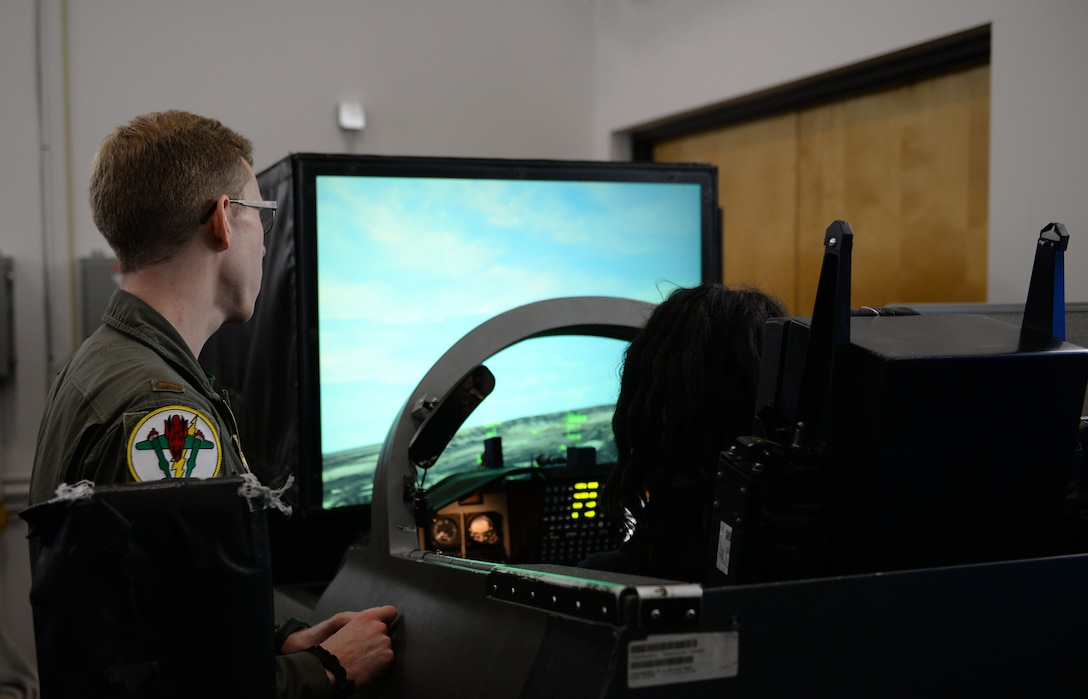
[{"xmin": 89, "ymin": 110, "xmax": 255, "ymax": 273}]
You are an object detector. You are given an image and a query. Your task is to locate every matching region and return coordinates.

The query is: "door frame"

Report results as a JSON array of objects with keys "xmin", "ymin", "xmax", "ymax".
[{"xmin": 629, "ymin": 24, "xmax": 990, "ymax": 161}]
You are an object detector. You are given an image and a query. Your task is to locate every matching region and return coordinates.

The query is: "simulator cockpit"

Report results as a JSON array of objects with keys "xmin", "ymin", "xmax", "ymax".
[{"xmin": 198, "ymin": 153, "xmax": 1088, "ymax": 697}]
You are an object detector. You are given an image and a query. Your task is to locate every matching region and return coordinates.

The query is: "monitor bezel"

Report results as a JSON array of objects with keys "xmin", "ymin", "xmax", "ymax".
[{"xmin": 291, "ymin": 153, "xmax": 723, "ymax": 516}]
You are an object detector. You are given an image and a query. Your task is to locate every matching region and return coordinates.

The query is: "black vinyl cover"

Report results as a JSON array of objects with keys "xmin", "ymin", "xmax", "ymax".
[
  {"xmin": 21, "ymin": 477, "xmax": 275, "ymax": 698},
  {"xmin": 201, "ymin": 157, "xmax": 367, "ymax": 585},
  {"xmin": 200, "ymin": 157, "xmax": 299, "ymax": 492}
]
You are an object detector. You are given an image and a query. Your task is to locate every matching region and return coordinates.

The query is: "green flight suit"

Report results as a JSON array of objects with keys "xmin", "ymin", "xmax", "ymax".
[{"xmin": 30, "ymin": 289, "xmax": 331, "ymax": 698}]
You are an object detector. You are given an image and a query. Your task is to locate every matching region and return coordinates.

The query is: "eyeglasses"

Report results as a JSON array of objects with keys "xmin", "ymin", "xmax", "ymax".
[{"xmin": 199, "ymin": 199, "xmax": 278, "ymax": 234}]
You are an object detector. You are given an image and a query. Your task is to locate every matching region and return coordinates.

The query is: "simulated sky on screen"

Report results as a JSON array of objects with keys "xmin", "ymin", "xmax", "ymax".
[{"xmin": 315, "ymin": 175, "xmax": 704, "ymax": 453}]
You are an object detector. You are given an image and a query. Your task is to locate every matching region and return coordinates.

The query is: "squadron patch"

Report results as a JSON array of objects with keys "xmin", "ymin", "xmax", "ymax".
[{"xmin": 127, "ymin": 405, "xmax": 223, "ymax": 481}]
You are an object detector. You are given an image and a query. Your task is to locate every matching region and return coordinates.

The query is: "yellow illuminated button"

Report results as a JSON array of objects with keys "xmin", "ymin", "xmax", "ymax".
[
  {"xmin": 572, "ymin": 502, "xmax": 583, "ymax": 509},
  {"xmin": 585, "ymin": 511, "xmax": 596, "ymax": 518},
  {"xmin": 571, "ymin": 512, "xmax": 580, "ymax": 519}
]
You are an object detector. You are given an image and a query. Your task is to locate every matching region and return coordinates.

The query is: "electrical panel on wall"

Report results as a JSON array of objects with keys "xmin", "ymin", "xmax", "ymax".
[
  {"xmin": 0, "ymin": 255, "xmax": 13, "ymax": 381},
  {"xmin": 79, "ymin": 253, "xmax": 119, "ymax": 340}
]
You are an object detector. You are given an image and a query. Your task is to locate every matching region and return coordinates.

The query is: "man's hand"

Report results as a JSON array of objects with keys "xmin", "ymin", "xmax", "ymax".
[
  {"xmin": 282, "ymin": 610, "xmax": 371, "ymax": 654},
  {"xmin": 298, "ymin": 606, "xmax": 398, "ymax": 688}
]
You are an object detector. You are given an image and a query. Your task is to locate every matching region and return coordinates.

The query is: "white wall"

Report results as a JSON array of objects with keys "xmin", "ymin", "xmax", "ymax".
[
  {"xmin": 592, "ymin": 0, "xmax": 1088, "ymax": 304},
  {"xmin": 1, "ymin": 0, "xmax": 51, "ymax": 687},
  {"xmin": 2, "ymin": 0, "xmax": 1087, "ymax": 680},
  {"xmin": 0, "ymin": 0, "xmax": 596, "ymax": 675}
]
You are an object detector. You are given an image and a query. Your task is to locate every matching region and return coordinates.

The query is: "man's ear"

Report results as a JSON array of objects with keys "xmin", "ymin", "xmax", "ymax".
[{"xmin": 207, "ymin": 195, "xmax": 232, "ymax": 252}]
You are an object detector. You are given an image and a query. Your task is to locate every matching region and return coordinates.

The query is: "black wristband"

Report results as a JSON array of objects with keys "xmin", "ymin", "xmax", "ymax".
[
  {"xmin": 303, "ymin": 645, "xmax": 355, "ymax": 699},
  {"xmin": 273, "ymin": 617, "xmax": 310, "ymax": 654}
]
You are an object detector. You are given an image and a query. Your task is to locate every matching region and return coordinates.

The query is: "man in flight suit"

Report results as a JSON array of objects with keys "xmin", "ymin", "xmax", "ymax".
[{"xmin": 29, "ymin": 109, "xmax": 396, "ymax": 698}]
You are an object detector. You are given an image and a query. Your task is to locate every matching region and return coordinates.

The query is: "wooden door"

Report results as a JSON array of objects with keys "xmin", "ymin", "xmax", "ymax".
[{"xmin": 654, "ymin": 65, "xmax": 990, "ymax": 315}]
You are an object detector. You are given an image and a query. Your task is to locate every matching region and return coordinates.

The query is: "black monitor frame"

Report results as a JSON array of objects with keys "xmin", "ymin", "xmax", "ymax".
[{"xmin": 289, "ymin": 154, "xmax": 722, "ymax": 518}]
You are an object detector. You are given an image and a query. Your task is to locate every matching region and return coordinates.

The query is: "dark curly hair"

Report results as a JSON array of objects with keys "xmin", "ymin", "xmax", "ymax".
[{"xmin": 602, "ymin": 283, "xmax": 787, "ymax": 563}]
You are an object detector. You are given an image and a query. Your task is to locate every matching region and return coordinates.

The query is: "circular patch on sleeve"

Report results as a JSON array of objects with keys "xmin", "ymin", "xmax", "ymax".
[{"xmin": 127, "ymin": 405, "xmax": 223, "ymax": 482}]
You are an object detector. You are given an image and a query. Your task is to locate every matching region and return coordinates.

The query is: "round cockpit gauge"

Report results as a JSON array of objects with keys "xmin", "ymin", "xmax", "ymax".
[{"xmin": 431, "ymin": 515, "xmax": 460, "ymax": 548}]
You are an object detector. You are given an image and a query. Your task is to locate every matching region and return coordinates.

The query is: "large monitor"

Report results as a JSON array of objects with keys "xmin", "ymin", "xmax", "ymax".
[{"xmin": 202, "ymin": 154, "xmax": 720, "ymax": 521}]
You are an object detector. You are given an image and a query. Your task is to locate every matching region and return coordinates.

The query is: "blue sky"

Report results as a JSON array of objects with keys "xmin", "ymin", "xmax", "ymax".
[{"xmin": 315, "ymin": 174, "xmax": 704, "ymax": 453}]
